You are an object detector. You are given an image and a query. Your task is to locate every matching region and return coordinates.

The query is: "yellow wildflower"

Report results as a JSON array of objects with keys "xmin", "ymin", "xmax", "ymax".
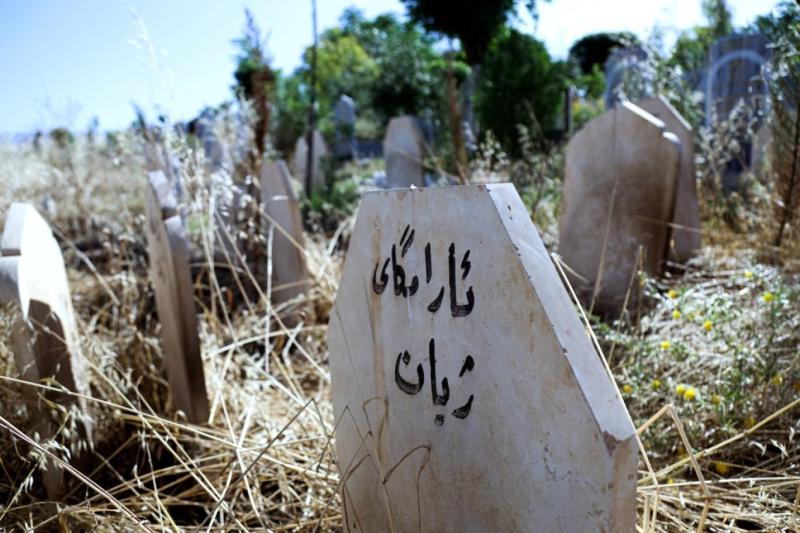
[
  {"xmin": 711, "ymin": 394, "xmax": 722, "ymax": 405},
  {"xmin": 661, "ymin": 340, "xmax": 671, "ymax": 350},
  {"xmin": 667, "ymin": 478, "xmax": 675, "ymax": 485},
  {"xmin": 744, "ymin": 270, "xmax": 753, "ymax": 279},
  {"xmin": 744, "ymin": 416, "xmax": 756, "ymax": 429},
  {"xmin": 703, "ymin": 319, "xmax": 713, "ymax": 332},
  {"xmin": 763, "ymin": 291, "xmax": 774, "ymax": 303},
  {"xmin": 667, "ymin": 289, "xmax": 678, "ymax": 299},
  {"xmin": 675, "ymin": 384, "xmax": 686, "ymax": 396},
  {"xmin": 622, "ymin": 384, "xmax": 633, "ymax": 394},
  {"xmin": 771, "ymin": 375, "xmax": 783, "ymax": 386},
  {"xmin": 652, "ymin": 379, "xmax": 662, "ymax": 390},
  {"xmin": 683, "ymin": 387, "xmax": 697, "ymax": 401},
  {"xmin": 672, "ymin": 309, "xmax": 681, "ymax": 320},
  {"xmin": 714, "ymin": 462, "xmax": 729, "ymax": 475}
]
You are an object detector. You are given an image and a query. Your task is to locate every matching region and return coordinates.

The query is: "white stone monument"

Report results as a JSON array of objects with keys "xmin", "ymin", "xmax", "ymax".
[
  {"xmin": 0, "ymin": 202, "xmax": 92, "ymax": 497},
  {"xmin": 293, "ymin": 130, "xmax": 328, "ymax": 193},
  {"xmin": 260, "ymin": 160, "xmax": 309, "ymax": 316},
  {"xmin": 145, "ymin": 171, "xmax": 209, "ymax": 423},
  {"xmin": 559, "ymin": 102, "xmax": 681, "ymax": 316},
  {"xmin": 636, "ymin": 95, "xmax": 702, "ymax": 263},
  {"xmin": 384, "ymin": 116, "xmax": 427, "ymax": 189},
  {"xmin": 329, "ymin": 184, "xmax": 637, "ymax": 532}
]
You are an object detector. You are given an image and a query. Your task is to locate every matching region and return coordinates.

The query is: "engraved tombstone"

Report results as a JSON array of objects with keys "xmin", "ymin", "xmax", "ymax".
[
  {"xmin": 334, "ymin": 95, "xmax": 357, "ymax": 160},
  {"xmin": 636, "ymin": 95, "xmax": 702, "ymax": 263},
  {"xmin": 559, "ymin": 102, "xmax": 681, "ymax": 315},
  {"xmin": 260, "ymin": 160, "xmax": 309, "ymax": 315},
  {"xmin": 329, "ymin": 185, "xmax": 637, "ymax": 532},
  {"xmin": 384, "ymin": 116, "xmax": 427, "ymax": 189},
  {"xmin": 145, "ymin": 170, "xmax": 209, "ymax": 423},
  {"xmin": 0, "ymin": 202, "xmax": 92, "ymax": 497},
  {"xmin": 293, "ymin": 130, "xmax": 328, "ymax": 193}
]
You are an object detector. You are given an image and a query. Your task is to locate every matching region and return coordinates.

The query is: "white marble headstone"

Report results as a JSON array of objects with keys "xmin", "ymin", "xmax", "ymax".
[
  {"xmin": 260, "ymin": 160, "xmax": 309, "ymax": 316},
  {"xmin": 384, "ymin": 116, "xmax": 427, "ymax": 189},
  {"xmin": 145, "ymin": 171, "xmax": 209, "ymax": 423},
  {"xmin": 0, "ymin": 202, "xmax": 92, "ymax": 496},
  {"xmin": 636, "ymin": 96, "xmax": 702, "ymax": 263},
  {"xmin": 559, "ymin": 102, "xmax": 681, "ymax": 316},
  {"xmin": 293, "ymin": 130, "xmax": 329, "ymax": 193},
  {"xmin": 329, "ymin": 184, "xmax": 637, "ymax": 532}
]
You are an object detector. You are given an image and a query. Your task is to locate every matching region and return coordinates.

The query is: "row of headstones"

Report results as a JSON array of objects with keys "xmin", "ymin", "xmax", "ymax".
[{"xmin": 0, "ymin": 158, "xmax": 310, "ymax": 498}]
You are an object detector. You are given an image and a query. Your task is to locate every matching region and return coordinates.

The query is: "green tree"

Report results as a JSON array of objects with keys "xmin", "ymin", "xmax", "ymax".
[
  {"xmin": 668, "ymin": 0, "xmax": 733, "ymax": 81},
  {"xmin": 476, "ymin": 28, "xmax": 564, "ymax": 154}
]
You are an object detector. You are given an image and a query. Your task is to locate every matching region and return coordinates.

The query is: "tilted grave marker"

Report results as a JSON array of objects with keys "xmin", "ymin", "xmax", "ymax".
[
  {"xmin": 329, "ymin": 185, "xmax": 637, "ymax": 532},
  {"xmin": 145, "ymin": 170, "xmax": 209, "ymax": 423},
  {"xmin": 260, "ymin": 160, "xmax": 309, "ymax": 317},
  {"xmin": 0, "ymin": 202, "xmax": 92, "ymax": 497},
  {"xmin": 384, "ymin": 115, "xmax": 427, "ymax": 189},
  {"xmin": 559, "ymin": 102, "xmax": 681, "ymax": 316},
  {"xmin": 636, "ymin": 95, "xmax": 702, "ymax": 263}
]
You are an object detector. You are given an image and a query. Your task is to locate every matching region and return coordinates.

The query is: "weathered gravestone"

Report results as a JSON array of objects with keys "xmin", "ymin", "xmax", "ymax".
[
  {"xmin": 559, "ymin": 102, "xmax": 681, "ymax": 316},
  {"xmin": 145, "ymin": 171, "xmax": 209, "ymax": 423},
  {"xmin": 334, "ymin": 95, "xmax": 357, "ymax": 160},
  {"xmin": 384, "ymin": 116, "xmax": 427, "ymax": 189},
  {"xmin": 260, "ymin": 160, "xmax": 309, "ymax": 316},
  {"xmin": 329, "ymin": 185, "xmax": 637, "ymax": 532},
  {"xmin": 294, "ymin": 130, "xmax": 329, "ymax": 193},
  {"xmin": 0, "ymin": 202, "xmax": 92, "ymax": 497},
  {"xmin": 604, "ymin": 46, "xmax": 653, "ymax": 109},
  {"xmin": 636, "ymin": 95, "xmax": 702, "ymax": 263},
  {"xmin": 705, "ymin": 34, "xmax": 769, "ymax": 126}
]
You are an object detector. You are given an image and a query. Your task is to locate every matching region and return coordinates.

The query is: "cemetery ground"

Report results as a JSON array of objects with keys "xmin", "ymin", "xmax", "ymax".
[{"xmin": 0, "ymin": 132, "xmax": 798, "ymax": 531}]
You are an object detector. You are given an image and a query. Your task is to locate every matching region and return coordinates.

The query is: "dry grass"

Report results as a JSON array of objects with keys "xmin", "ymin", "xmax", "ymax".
[{"xmin": 0, "ymin": 131, "xmax": 797, "ymax": 532}]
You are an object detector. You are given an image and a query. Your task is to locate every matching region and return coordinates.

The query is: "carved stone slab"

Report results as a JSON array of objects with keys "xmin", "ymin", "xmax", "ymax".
[
  {"xmin": 636, "ymin": 96, "xmax": 702, "ymax": 263},
  {"xmin": 294, "ymin": 130, "xmax": 329, "ymax": 193},
  {"xmin": 0, "ymin": 202, "xmax": 92, "ymax": 496},
  {"xmin": 559, "ymin": 102, "xmax": 681, "ymax": 315},
  {"xmin": 384, "ymin": 116, "xmax": 427, "ymax": 189},
  {"xmin": 328, "ymin": 185, "xmax": 637, "ymax": 532},
  {"xmin": 145, "ymin": 171, "xmax": 209, "ymax": 423},
  {"xmin": 260, "ymin": 160, "xmax": 309, "ymax": 314}
]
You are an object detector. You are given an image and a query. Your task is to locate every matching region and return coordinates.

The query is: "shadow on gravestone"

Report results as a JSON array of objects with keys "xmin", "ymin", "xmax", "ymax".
[
  {"xmin": 0, "ymin": 202, "xmax": 93, "ymax": 499},
  {"xmin": 328, "ymin": 185, "xmax": 637, "ymax": 532},
  {"xmin": 384, "ymin": 116, "xmax": 428, "ymax": 189},
  {"xmin": 260, "ymin": 160, "xmax": 310, "ymax": 323},
  {"xmin": 559, "ymin": 102, "xmax": 681, "ymax": 317},
  {"xmin": 636, "ymin": 95, "xmax": 702, "ymax": 264},
  {"xmin": 145, "ymin": 171, "xmax": 209, "ymax": 424}
]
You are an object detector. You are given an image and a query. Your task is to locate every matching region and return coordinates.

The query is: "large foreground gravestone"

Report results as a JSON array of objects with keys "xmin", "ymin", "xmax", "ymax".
[
  {"xmin": 636, "ymin": 96, "xmax": 702, "ymax": 263},
  {"xmin": 329, "ymin": 185, "xmax": 637, "ymax": 532},
  {"xmin": 294, "ymin": 130, "xmax": 329, "ymax": 193},
  {"xmin": 260, "ymin": 160, "xmax": 309, "ymax": 316},
  {"xmin": 0, "ymin": 203, "xmax": 92, "ymax": 497},
  {"xmin": 559, "ymin": 102, "xmax": 681, "ymax": 316},
  {"xmin": 384, "ymin": 116, "xmax": 427, "ymax": 189},
  {"xmin": 145, "ymin": 171, "xmax": 209, "ymax": 423}
]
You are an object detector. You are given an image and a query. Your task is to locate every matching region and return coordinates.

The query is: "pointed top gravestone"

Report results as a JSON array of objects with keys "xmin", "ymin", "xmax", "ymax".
[
  {"xmin": 293, "ymin": 130, "xmax": 328, "ymax": 193},
  {"xmin": 559, "ymin": 102, "xmax": 681, "ymax": 316},
  {"xmin": 145, "ymin": 170, "xmax": 209, "ymax": 423},
  {"xmin": 260, "ymin": 160, "xmax": 309, "ymax": 318},
  {"xmin": 0, "ymin": 202, "xmax": 92, "ymax": 497},
  {"xmin": 636, "ymin": 95, "xmax": 702, "ymax": 263},
  {"xmin": 329, "ymin": 185, "xmax": 637, "ymax": 532},
  {"xmin": 384, "ymin": 115, "xmax": 427, "ymax": 189}
]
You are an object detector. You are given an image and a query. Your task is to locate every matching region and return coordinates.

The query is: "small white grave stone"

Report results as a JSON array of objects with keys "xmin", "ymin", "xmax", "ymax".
[
  {"xmin": 145, "ymin": 171, "xmax": 209, "ymax": 423},
  {"xmin": 636, "ymin": 96, "xmax": 702, "ymax": 263},
  {"xmin": 293, "ymin": 130, "xmax": 328, "ymax": 193},
  {"xmin": 329, "ymin": 185, "xmax": 637, "ymax": 532},
  {"xmin": 0, "ymin": 202, "xmax": 92, "ymax": 496},
  {"xmin": 384, "ymin": 116, "xmax": 427, "ymax": 189},
  {"xmin": 260, "ymin": 160, "xmax": 309, "ymax": 315}
]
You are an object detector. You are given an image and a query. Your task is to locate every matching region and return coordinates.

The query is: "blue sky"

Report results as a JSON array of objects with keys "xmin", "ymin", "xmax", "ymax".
[{"xmin": 0, "ymin": 0, "xmax": 778, "ymax": 134}]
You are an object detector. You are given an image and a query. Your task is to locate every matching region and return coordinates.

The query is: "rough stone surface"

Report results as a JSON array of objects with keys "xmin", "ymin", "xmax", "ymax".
[
  {"xmin": 293, "ymin": 130, "xmax": 329, "ymax": 193},
  {"xmin": 146, "ymin": 171, "xmax": 209, "ymax": 423},
  {"xmin": 260, "ymin": 160, "xmax": 309, "ymax": 314},
  {"xmin": 0, "ymin": 202, "xmax": 92, "ymax": 497},
  {"xmin": 559, "ymin": 102, "xmax": 681, "ymax": 316},
  {"xmin": 328, "ymin": 184, "xmax": 637, "ymax": 532},
  {"xmin": 384, "ymin": 116, "xmax": 427, "ymax": 189},
  {"xmin": 334, "ymin": 95, "xmax": 357, "ymax": 160},
  {"xmin": 636, "ymin": 96, "xmax": 702, "ymax": 263},
  {"xmin": 705, "ymin": 34, "xmax": 769, "ymax": 126}
]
